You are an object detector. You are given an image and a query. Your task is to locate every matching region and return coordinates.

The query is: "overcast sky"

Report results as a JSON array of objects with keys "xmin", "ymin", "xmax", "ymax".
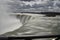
[{"xmin": 0, "ymin": 0, "xmax": 60, "ymax": 13}]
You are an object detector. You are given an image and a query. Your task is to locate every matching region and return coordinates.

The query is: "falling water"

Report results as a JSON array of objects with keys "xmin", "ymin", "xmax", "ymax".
[{"xmin": 1, "ymin": 14, "xmax": 60, "ymax": 40}]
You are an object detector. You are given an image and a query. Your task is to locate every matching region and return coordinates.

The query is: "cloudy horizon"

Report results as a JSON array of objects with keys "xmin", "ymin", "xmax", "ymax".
[
  {"xmin": 0, "ymin": 0, "xmax": 60, "ymax": 13},
  {"xmin": 6, "ymin": 0, "xmax": 60, "ymax": 13}
]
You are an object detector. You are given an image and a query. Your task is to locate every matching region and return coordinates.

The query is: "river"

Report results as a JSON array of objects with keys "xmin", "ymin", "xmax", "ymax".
[{"xmin": 0, "ymin": 14, "xmax": 60, "ymax": 40}]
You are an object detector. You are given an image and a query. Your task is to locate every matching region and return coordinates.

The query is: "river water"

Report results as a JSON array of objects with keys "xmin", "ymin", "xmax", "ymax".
[{"xmin": 0, "ymin": 14, "xmax": 60, "ymax": 40}]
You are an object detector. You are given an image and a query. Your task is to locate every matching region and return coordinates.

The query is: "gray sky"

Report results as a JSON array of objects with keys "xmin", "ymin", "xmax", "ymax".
[
  {"xmin": 6, "ymin": 0, "xmax": 60, "ymax": 12},
  {"xmin": 0, "ymin": 0, "xmax": 60, "ymax": 13}
]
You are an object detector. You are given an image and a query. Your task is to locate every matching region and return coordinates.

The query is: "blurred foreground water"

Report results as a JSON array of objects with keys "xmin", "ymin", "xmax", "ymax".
[{"xmin": 0, "ymin": 14, "xmax": 60, "ymax": 40}]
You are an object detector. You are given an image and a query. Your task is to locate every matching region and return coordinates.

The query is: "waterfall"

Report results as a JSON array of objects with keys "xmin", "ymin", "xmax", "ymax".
[
  {"xmin": 1, "ymin": 14, "xmax": 54, "ymax": 36},
  {"xmin": 16, "ymin": 15, "xmax": 31, "ymax": 25}
]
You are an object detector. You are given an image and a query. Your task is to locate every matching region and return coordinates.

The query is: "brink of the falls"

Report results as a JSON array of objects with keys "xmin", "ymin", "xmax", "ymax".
[{"xmin": 1, "ymin": 14, "xmax": 60, "ymax": 37}]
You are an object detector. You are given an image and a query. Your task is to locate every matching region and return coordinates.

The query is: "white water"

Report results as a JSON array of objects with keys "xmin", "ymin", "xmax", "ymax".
[
  {"xmin": 2, "ymin": 15, "xmax": 60, "ymax": 35},
  {"xmin": 1, "ymin": 15, "xmax": 60, "ymax": 40},
  {"xmin": 0, "ymin": 0, "xmax": 22, "ymax": 35},
  {"xmin": 0, "ymin": 13, "xmax": 22, "ymax": 35}
]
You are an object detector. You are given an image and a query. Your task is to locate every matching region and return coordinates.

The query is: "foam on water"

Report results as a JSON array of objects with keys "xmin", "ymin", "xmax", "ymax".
[{"xmin": 1, "ymin": 15, "xmax": 60, "ymax": 36}]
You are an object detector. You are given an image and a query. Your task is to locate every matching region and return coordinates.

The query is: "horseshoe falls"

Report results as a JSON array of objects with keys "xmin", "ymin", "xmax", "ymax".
[
  {"xmin": 1, "ymin": 14, "xmax": 60, "ymax": 36},
  {"xmin": 1, "ymin": 14, "xmax": 60, "ymax": 40}
]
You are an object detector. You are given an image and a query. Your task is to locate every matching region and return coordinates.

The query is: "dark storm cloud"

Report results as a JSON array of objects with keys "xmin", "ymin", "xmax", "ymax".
[{"xmin": 20, "ymin": 0, "xmax": 34, "ymax": 2}]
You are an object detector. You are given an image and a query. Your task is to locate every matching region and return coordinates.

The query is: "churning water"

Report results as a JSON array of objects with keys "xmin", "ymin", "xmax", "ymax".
[{"xmin": 1, "ymin": 14, "xmax": 60, "ymax": 40}]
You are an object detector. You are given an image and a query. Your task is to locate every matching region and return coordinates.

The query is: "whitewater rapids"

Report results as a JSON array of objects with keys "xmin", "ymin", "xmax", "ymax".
[{"xmin": 0, "ymin": 13, "xmax": 60, "ymax": 40}]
